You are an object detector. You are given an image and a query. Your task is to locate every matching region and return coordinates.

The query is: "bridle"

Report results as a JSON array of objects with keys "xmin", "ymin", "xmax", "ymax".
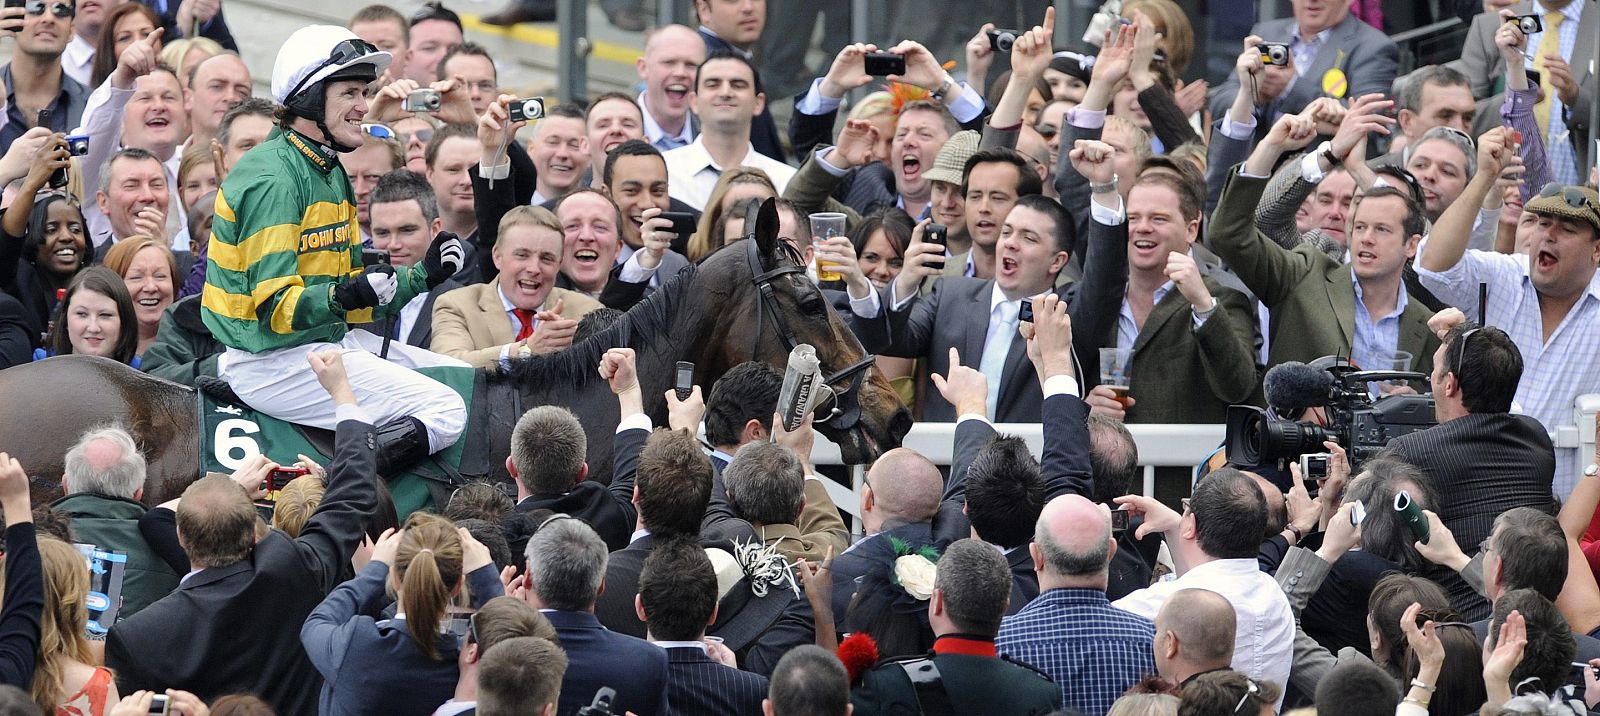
[{"xmin": 742, "ymin": 232, "xmax": 876, "ymax": 432}]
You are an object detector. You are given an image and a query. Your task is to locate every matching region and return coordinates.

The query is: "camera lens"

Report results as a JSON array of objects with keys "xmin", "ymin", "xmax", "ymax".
[
  {"xmin": 996, "ymin": 32, "xmax": 1016, "ymax": 52},
  {"xmin": 1520, "ymin": 17, "xmax": 1536, "ymax": 34}
]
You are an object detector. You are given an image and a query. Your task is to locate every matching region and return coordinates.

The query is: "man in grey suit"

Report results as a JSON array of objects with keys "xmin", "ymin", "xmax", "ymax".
[
  {"xmin": 1446, "ymin": 0, "xmax": 1597, "ymax": 183},
  {"xmin": 1207, "ymin": 0, "xmax": 1400, "ymax": 120},
  {"xmin": 882, "ymin": 190, "xmax": 1123, "ymax": 423}
]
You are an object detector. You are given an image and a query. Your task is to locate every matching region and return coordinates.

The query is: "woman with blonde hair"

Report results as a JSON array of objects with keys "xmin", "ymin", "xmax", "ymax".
[
  {"xmin": 33, "ymin": 537, "xmax": 118, "ymax": 715},
  {"xmin": 100, "ymin": 238, "xmax": 178, "ymax": 359},
  {"xmin": 157, "ymin": 37, "xmax": 224, "ymax": 87},
  {"xmin": 687, "ymin": 168, "xmax": 777, "ymax": 261},
  {"xmin": 302, "ymin": 512, "xmax": 501, "ymax": 716}
]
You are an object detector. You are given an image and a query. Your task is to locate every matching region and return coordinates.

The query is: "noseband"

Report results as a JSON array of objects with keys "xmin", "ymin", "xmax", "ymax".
[{"xmin": 742, "ymin": 236, "xmax": 875, "ymax": 431}]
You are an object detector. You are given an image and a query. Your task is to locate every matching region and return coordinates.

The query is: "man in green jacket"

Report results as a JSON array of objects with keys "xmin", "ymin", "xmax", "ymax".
[
  {"xmin": 199, "ymin": 26, "xmax": 468, "ymax": 473},
  {"xmin": 49, "ymin": 426, "xmax": 178, "ymax": 619}
]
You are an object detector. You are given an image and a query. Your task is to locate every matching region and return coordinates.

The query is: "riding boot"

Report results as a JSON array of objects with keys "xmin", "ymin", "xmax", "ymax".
[{"xmin": 373, "ymin": 416, "xmax": 431, "ymax": 478}]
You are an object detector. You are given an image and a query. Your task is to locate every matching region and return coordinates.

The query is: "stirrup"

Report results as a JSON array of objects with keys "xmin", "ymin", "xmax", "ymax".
[{"xmin": 374, "ymin": 416, "xmax": 431, "ymax": 477}]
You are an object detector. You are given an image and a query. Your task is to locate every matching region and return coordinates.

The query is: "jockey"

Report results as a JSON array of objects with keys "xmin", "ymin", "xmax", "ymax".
[{"xmin": 200, "ymin": 25, "xmax": 469, "ymax": 474}]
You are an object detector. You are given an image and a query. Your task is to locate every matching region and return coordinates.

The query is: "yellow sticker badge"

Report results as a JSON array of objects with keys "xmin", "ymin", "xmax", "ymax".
[{"xmin": 1322, "ymin": 67, "xmax": 1348, "ymax": 98}]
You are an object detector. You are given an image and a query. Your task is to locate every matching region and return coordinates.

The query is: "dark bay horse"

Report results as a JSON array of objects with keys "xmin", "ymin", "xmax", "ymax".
[{"xmin": 0, "ymin": 202, "xmax": 913, "ymax": 504}]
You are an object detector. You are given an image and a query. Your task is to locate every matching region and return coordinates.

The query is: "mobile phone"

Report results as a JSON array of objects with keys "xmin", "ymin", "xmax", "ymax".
[
  {"xmin": 361, "ymin": 249, "xmax": 390, "ymax": 267},
  {"xmin": 987, "ymin": 28, "xmax": 1021, "ymax": 53},
  {"xmin": 674, "ymin": 361, "xmax": 694, "ymax": 401},
  {"xmin": 863, "ymin": 52, "xmax": 905, "ymax": 77},
  {"xmin": 1019, "ymin": 297, "xmax": 1035, "ymax": 323},
  {"xmin": 148, "ymin": 694, "xmax": 170, "ymax": 716},
  {"xmin": 1350, "ymin": 500, "xmax": 1368, "ymax": 526},
  {"xmin": 1510, "ymin": 13, "xmax": 1542, "ymax": 35},
  {"xmin": 1110, "ymin": 508, "xmax": 1130, "ymax": 533},
  {"xmin": 507, "ymin": 96, "xmax": 547, "ymax": 123},
  {"xmin": 1526, "ymin": 69, "xmax": 1542, "ymax": 87},
  {"xmin": 923, "ymin": 223, "xmax": 947, "ymax": 270},
  {"xmin": 1298, "ymin": 453, "xmax": 1331, "ymax": 482},
  {"xmin": 659, "ymin": 211, "xmax": 696, "ymax": 240},
  {"xmin": 38, "ymin": 110, "xmax": 69, "ymax": 189},
  {"xmin": 3, "ymin": 0, "xmax": 21, "ymax": 31},
  {"xmin": 1258, "ymin": 42, "xmax": 1290, "ymax": 66},
  {"xmin": 403, "ymin": 89, "xmax": 442, "ymax": 113}
]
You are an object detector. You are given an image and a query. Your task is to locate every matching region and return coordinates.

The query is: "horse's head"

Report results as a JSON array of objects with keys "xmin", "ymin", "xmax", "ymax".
[{"xmin": 700, "ymin": 199, "xmax": 912, "ymax": 464}]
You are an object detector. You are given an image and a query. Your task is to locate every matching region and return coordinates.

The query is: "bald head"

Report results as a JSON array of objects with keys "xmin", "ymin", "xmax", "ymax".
[
  {"xmin": 63, "ymin": 426, "xmax": 146, "ymax": 499},
  {"xmin": 1246, "ymin": 472, "xmax": 1287, "ymax": 537},
  {"xmin": 176, "ymin": 474, "xmax": 258, "ymax": 568},
  {"xmin": 1033, "ymin": 495, "xmax": 1113, "ymax": 587},
  {"xmin": 1155, "ymin": 588, "xmax": 1237, "ymax": 682},
  {"xmin": 864, "ymin": 448, "xmax": 942, "ymax": 530},
  {"xmin": 645, "ymin": 24, "xmax": 704, "ymax": 57}
]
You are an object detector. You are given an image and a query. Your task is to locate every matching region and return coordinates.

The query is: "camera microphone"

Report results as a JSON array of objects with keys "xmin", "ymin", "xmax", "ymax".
[{"xmin": 1264, "ymin": 361, "xmax": 1336, "ymax": 416}]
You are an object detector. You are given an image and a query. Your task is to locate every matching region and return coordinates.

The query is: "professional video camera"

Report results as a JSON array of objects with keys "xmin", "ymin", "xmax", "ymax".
[{"xmin": 1226, "ymin": 364, "xmax": 1436, "ymax": 471}]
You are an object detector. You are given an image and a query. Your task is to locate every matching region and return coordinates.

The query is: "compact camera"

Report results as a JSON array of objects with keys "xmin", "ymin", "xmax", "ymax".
[
  {"xmin": 988, "ymin": 28, "xmax": 1021, "ymax": 53},
  {"xmin": 1510, "ymin": 13, "xmax": 1542, "ymax": 35},
  {"xmin": 65, "ymin": 134, "xmax": 90, "ymax": 156},
  {"xmin": 1258, "ymin": 43, "xmax": 1290, "ymax": 66},
  {"xmin": 508, "ymin": 97, "xmax": 547, "ymax": 122},
  {"xmin": 1082, "ymin": 0, "xmax": 1126, "ymax": 46},
  {"xmin": 403, "ymin": 89, "xmax": 442, "ymax": 113}
]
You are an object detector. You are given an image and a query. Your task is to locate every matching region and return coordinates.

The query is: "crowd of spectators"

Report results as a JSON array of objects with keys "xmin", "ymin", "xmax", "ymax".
[{"xmin": 0, "ymin": 0, "xmax": 1599, "ymax": 713}]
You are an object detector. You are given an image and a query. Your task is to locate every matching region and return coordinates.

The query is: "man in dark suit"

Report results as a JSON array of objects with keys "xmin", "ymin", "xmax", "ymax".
[
  {"xmin": 1211, "ymin": 113, "xmax": 1441, "ymax": 378},
  {"xmin": 929, "ymin": 294, "xmax": 1095, "ymax": 615},
  {"xmin": 1206, "ymin": 0, "xmax": 1399, "ymax": 120},
  {"xmin": 106, "ymin": 350, "xmax": 375, "ymax": 716},
  {"xmin": 368, "ymin": 170, "xmax": 480, "ymax": 349},
  {"xmin": 884, "ymin": 186, "xmax": 1124, "ymax": 423},
  {"xmin": 639, "ymin": 539, "xmax": 770, "ymax": 715},
  {"xmin": 600, "ymin": 139, "xmax": 703, "ymax": 260},
  {"xmin": 1078, "ymin": 145, "xmax": 1257, "ymax": 425},
  {"xmin": 1387, "ymin": 321, "xmax": 1556, "ymax": 567},
  {"xmin": 828, "ymin": 446, "xmax": 943, "ymax": 619},
  {"xmin": 594, "ymin": 428, "xmax": 715, "ymax": 636},
  {"xmin": 851, "ymin": 539, "xmax": 1061, "ymax": 715},
  {"xmin": 523, "ymin": 516, "xmax": 669, "ymax": 716},
  {"xmin": 505, "ymin": 349, "xmax": 645, "ymax": 553},
  {"xmin": 693, "ymin": 0, "xmax": 786, "ymax": 164}
]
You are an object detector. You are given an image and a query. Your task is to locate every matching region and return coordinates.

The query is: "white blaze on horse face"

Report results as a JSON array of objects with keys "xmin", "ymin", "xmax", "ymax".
[{"xmin": 496, "ymin": 223, "xmax": 564, "ymax": 311}]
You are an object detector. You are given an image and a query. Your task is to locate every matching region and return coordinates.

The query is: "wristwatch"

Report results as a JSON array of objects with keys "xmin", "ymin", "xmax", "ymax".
[
  {"xmin": 930, "ymin": 76, "xmax": 954, "ymax": 101},
  {"xmin": 1089, "ymin": 174, "xmax": 1120, "ymax": 194},
  {"xmin": 1319, "ymin": 140, "xmax": 1342, "ymax": 168}
]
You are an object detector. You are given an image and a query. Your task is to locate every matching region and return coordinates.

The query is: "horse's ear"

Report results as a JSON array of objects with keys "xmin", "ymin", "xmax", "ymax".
[{"xmin": 752, "ymin": 198, "xmax": 780, "ymax": 268}]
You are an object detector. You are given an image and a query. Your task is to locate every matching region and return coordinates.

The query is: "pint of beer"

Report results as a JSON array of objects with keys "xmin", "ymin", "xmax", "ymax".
[
  {"xmin": 810, "ymin": 212, "xmax": 847, "ymax": 282},
  {"xmin": 1099, "ymin": 347, "xmax": 1133, "ymax": 407}
]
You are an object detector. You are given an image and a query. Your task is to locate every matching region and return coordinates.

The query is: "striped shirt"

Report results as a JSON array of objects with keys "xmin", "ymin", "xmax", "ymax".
[
  {"xmin": 996, "ymin": 588, "xmax": 1156, "ymax": 716},
  {"xmin": 1415, "ymin": 242, "xmax": 1600, "ymax": 495}
]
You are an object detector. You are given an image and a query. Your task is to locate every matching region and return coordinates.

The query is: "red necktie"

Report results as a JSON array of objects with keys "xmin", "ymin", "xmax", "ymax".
[{"xmin": 514, "ymin": 308, "xmax": 536, "ymax": 341}]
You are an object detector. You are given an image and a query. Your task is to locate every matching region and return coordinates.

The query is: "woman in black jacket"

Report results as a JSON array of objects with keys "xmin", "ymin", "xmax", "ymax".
[
  {"xmin": 0, "ymin": 136, "xmax": 93, "ymax": 349},
  {"xmin": 0, "ymin": 452, "xmax": 44, "ymax": 692}
]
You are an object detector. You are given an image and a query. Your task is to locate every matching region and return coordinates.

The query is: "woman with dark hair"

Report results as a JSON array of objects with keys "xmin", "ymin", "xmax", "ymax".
[
  {"xmin": 90, "ymin": 4, "xmax": 163, "ymax": 89},
  {"xmin": 1396, "ymin": 601, "xmax": 1487, "ymax": 716},
  {"xmin": 1, "ymin": 137, "xmax": 92, "ymax": 347},
  {"xmin": 842, "ymin": 207, "xmax": 916, "ymax": 404},
  {"xmin": 35, "ymin": 268, "xmax": 141, "ymax": 367}
]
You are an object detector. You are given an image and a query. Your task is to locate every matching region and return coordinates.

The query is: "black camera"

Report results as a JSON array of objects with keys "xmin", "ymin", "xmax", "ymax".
[
  {"xmin": 1225, "ymin": 365, "xmax": 1436, "ymax": 471},
  {"xmin": 1258, "ymin": 43, "xmax": 1290, "ymax": 66},
  {"xmin": 1510, "ymin": 13, "xmax": 1542, "ymax": 35},
  {"xmin": 988, "ymin": 28, "xmax": 1021, "ymax": 53},
  {"xmin": 65, "ymin": 134, "xmax": 89, "ymax": 156},
  {"xmin": 576, "ymin": 688, "xmax": 617, "ymax": 716},
  {"xmin": 508, "ymin": 97, "xmax": 547, "ymax": 123},
  {"xmin": 863, "ymin": 52, "xmax": 905, "ymax": 76}
]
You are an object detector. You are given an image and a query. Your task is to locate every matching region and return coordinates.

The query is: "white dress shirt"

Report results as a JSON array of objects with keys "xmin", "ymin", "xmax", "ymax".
[
  {"xmin": 1113, "ymin": 558, "xmax": 1294, "ymax": 704},
  {"xmin": 639, "ymin": 92, "xmax": 695, "ymax": 151},
  {"xmin": 62, "ymin": 34, "xmax": 95, "ymax": 88},
  {"xmin": 662, "ymin": 136, "xmax": 795, "ymax": 211}
]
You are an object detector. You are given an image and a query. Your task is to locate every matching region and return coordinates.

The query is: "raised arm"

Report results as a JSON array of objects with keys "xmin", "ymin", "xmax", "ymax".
[
  {"xmin": 1053, "ymin": 20, "xmax": 1137, "ymax": 211},
  {"xmin": 931, "ymin": 348, "xmax": 996, "ymax": 502},
  {"xmin": 300, "ymin": 533, "xmax": 396, "ymax": 679},
  {"xmin": 1125, "ymin": 12, "xmax": 1199, "ymax": 149},
  {"xmin": 599, "ymin": 347, "xmax": 644, "ymax": 529},
  {"xmin": 1025, "ymin": 293, "xmax": 1092, "ymax": 499},
  {"xmin": 984, "ymin": 8, "xmax": 1053, "ymax": 139},
  {"xmin": 0, "ymin": 132, "xmax": 67, "ymax": 293},
  {"xmin": 790, "ymin": 43, "xmax": 877, "ymax": 160},
  {"xmin": 0, "ymin": 454, "xmax": 41, "ymax": 690},
  {"xmin": 292, "ymin": 351, "xmax": 380, "ymax": 592},
  {"xmin": 1419, "ymin": 128, "xmax": 1511, "ymax": 273},
  {"xmin": 1210, "ymin": 113, "xmax": 1324, "ymax": 306},
  {"xmin": 1491, "ymin": 10, "xmax": 1552, "ymax": 203},
  {"xmin": 471, "ymin": 95, "xmax": 530, "ymax": 279}
]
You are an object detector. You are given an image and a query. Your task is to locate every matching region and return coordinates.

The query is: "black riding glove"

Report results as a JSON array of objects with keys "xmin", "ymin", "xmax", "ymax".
[
  {"xmin": 334, "ymin": 264, "xmax": 397, "ymax": 311},
  {"xmin": 423, "ymin": 231, "xmax": 465, "ymax": 289}
]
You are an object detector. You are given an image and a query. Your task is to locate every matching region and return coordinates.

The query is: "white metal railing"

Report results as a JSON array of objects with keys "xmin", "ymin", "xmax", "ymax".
[{"xmin": 808, "ymin": 392, "xmax": 1600, "ymax": 523}]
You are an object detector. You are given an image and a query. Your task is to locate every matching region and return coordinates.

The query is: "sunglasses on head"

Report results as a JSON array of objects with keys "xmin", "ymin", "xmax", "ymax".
[
  {"xmin": 25, "ymin": 1, "xmax": 73, "ymax": 18},
  {"xmin": 1232, "ymin": 679, "xmax": 1262, "ymax": 715},
  {"xmin": 411, "ymin": 1, "xmax": 461, "ymax": 27},
  {"xmin": 1538, "ymin": 182, "xmax": 1600, "ymax": 212}
]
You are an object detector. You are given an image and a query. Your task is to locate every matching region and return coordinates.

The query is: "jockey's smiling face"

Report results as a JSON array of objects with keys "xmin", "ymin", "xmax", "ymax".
[
  {"xmin": 322, "ymin": 79, "xmax": 371, "ymax": 150},
  {"xmin": 494, "ymin": 222, "xmax": 563, "ymax": 311},
  {"xmin": 370, "ymin": 197, "xmax": 441, "ymax": 268}
]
